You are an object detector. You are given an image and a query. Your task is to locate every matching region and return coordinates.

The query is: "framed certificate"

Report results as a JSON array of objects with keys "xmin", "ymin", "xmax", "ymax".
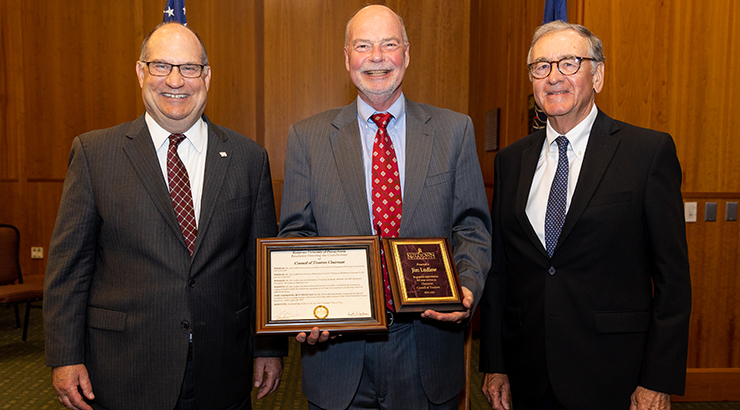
[
  {"xmin": 256, "ymin": 236, "xmax": 388, "ymax": 335},
  {"xmin": 382, "ymin": 237, "xmax": 465, "ymax": 313}
]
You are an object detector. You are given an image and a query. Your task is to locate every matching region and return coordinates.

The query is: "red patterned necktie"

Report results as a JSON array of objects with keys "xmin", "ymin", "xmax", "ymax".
[
  {"xmin": 167, "ymin": 134, "xmax": 197, "ymax": 255},
  {"xmin": 371, "ymin": 112, "xmax": 402, "ymax": 311}
]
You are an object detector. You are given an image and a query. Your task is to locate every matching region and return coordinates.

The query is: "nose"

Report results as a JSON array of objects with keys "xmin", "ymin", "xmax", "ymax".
[
  {"xmin": 546, "ymin": 62, "xmax": 565, "ymax": 83},
  {"xmin": 165, "ymin": 66, "xmax": 186, "ymax": 88},
  {"xmin": 369, "ymin": 44, "xmax": 384, "ymax": 62}
]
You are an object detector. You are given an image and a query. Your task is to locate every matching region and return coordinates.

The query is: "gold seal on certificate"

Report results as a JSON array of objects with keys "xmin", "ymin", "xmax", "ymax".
[
  {"xmin": 256, "ymin": 236, "xmax": 388, "ymax": 335},
  {"xmin": 313, "ymin": 305, "xmax": 329, "ymax": 319},
  {"xmin": 382, "ymin": 237, "xmax": 465, "ymax": 313}
]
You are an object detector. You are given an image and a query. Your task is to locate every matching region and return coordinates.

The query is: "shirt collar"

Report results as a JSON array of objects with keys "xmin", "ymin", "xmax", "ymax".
[
  {"xmin": 357, "ymin": 94, "xmax": 406, "ymax": 126},
  {"xmin": 145, "ymin": 112, "xmax": 208, "ymax": 153},
  {"xmin": 545, "ymin": 103, "xmax": 598, "ymax": 159}
]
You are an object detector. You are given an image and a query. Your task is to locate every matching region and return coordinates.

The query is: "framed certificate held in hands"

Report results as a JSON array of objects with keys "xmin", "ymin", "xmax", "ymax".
[
  {"xmin": 382, "ymin": 237, "xmax": 465, "ymax": 313},
  {"xmin": 256, "ymin": 236, "xmax": 388, "ymax": 335}
]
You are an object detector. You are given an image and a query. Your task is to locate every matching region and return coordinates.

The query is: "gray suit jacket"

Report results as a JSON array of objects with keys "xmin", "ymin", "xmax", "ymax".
[
  {"xmin": 279, "ymin": 98, "xmax": 492, "ymax": 409},
  {"xmin": 44, "ymin": 114, "xmax": 287, "ymax": 410}
]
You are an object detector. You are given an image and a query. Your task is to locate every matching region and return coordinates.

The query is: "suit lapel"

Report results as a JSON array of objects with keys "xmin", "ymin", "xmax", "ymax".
[
  {"xmin": 557, "ymin": 110, "xmax": 620, "ymax": 250},
  {"xmin": 330, "ymin": 101, "xmax": 374, "ymax": 235},
  {"xmin": 516, "ymin": 131, "xmax": 549, "ymax": 257},
  {"xmin": 122, "ymin": 115, "xmax": 187, "ymax": 250},
  {"xmin": 192, "ymin": 115, "xmax": 231, "ymax": 258},
  {"xmin": 400, "ymin": 99, "xmax": 433, "ymax": 235}
]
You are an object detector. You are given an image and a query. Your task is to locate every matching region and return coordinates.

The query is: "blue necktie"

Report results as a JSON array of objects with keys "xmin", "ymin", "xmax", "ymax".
[{"xmin": 544, "ymin": 136, "xmax": 569, "ymax": 257}]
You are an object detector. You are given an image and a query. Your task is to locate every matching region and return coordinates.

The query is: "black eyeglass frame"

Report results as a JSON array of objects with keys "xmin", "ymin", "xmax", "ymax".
[
  {"xmin": 527, "ymin": 56, "xmax": 596, "ymax": 79},
  {"xmin": 140, "ymin": 61, "xmax": 207, "ymax": 78}
]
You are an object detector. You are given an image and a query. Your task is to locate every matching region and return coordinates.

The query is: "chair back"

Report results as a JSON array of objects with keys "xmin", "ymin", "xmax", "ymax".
[{"xmin": 0, "ymin": 224, "xmax": 22, "ymax": 285}]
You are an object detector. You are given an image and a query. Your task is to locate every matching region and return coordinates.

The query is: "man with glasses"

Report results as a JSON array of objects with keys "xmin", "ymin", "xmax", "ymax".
[
  {"xmin": 278, "ymin": 5, "xmax": 491, "ymax": 409},
  {"xmin": 44, "ymin": 22, "xmax": 286, "ymax": 410},
  {"xmin": 479, "ymin": 21, "xmax": 691, "ymax": 410}
]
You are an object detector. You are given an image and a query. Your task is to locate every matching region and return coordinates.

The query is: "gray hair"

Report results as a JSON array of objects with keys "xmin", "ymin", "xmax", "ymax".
[
  {"xmin": 344, "ymin": 5, "xmax": 409, "ymax": 48},
  {"xmin": 527, "ymin": 21, "xmax": 605, "ymax": 69},
  {"xmin": 140, "ymin": 22, "xmax": 209, "ymax": 66}
]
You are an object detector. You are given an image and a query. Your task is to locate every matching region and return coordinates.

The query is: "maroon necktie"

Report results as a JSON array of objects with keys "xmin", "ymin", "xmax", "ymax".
[
  {"xmin": 167, "ymin": 134, "xmax": 197, "ymax": 255},
  {"xmin": 371, "ymin": 113, "xmax": 401, "ymax": 311}
]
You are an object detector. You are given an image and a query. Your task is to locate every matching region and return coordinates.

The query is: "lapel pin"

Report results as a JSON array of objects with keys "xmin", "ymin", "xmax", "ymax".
[{"xmin": 219, "ymin": 152, "xmax": 228, "ymax": 157}]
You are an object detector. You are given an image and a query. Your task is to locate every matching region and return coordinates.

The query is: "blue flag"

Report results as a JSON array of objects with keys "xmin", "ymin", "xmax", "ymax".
[
  {"xmin": 543, "ymin": 0, "xmax": 567, "ymax": 23},
  {"xmin": 163, "ymin": 0, "xmax": 187, "ymax": 25}
]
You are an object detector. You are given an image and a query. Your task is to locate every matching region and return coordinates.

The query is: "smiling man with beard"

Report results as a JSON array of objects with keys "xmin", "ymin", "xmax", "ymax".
[{"xmin": 277, "ymin": 5, "xmax": 491, "ymax": 410}]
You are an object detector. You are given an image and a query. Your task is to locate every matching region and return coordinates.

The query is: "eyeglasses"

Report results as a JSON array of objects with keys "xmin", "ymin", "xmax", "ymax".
[
  {"xmin": 527, "ymin": 56, "xmax": 595, "ymax": 79},
  {"xmin": 141, "ymin": 61, "xmax": 206, "ymax": 78}
]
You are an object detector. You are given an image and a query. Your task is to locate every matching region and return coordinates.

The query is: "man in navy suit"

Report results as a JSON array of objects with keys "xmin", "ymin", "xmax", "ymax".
[
  {"xmin": 479, "ymin": 21, "xmax": 691, "ymax": 410},
  {"xmin": 44, "ymin": 22, "xmax": 286, "ymax": 410},
  {"xmin": 278, "ymin": 5, "xmax": 491, "ymax": 410}
]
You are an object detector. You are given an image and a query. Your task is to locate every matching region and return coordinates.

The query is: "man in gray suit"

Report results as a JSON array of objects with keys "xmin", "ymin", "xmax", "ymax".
[
  {"xmin": 44, "ymin": 22, "xmax": 286, "ymax": 410},
  {"xmin": 278, "ymin": 5, "xmax": 491, "ymax": 410}
]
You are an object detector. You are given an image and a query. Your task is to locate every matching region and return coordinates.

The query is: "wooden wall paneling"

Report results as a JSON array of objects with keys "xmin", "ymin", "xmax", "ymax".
[
  {"xmin": 194, "ymin": 0, "xmax": 260, "ymax": 145},
  {"xmin": 586, "ymin": 0, "xmax": 658, "ymax": 130},
  {"xmin": 470, "ymin": 0, "xmax": 546, "ymax": 189},
  {"xmin": 0, "ymin": 0, "xmax": 19, "ymax": 181},
  {"xmin": 389, "ymin": 0, "xmax": 470, "ymax": 114},
  {"xmin": 262, "ymin": 0, "xmax": 364, "ymax": 216},
  {"xmin": 21, "ymin": 1, "xmax": 140, "ymax": 181},
  {"xmin": 683, "ymin": 198, "xmax": 740, "ymax": 370}
]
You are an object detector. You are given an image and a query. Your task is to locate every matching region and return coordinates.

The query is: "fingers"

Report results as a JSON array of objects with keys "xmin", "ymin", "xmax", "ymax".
[
  {"xmin": 295, "ymin": 327, "xmax": 330, "ymax": 344},
  {"xmin": 255, "ymin": 358, "xmax": 284, "ymax": 399},
  {"xmin": 421, "ymin": 309, "xmax": 469, "ymax": 323},
  {"xmin": 52, "ymin": 365, "xmax": 94, "ymax": 410}
]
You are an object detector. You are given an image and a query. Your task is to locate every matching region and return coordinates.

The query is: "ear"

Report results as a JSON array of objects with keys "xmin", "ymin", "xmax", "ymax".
[
  {"xmin": 203, "ymin": 66, "xmax": 212, "ymax": 91},
  {"xmin": 403, "ymin": 42, "xmax": 410, "ymax": 69},
  {"xmin": 135, "ymin": 61, "xmax": 146, "ymax": 88},
  {"xmin": 344, "ymin": 47, "xmax": 351, "ymax": 72},
  {"xmin": 592, "ymin": 62, "xmax": 605, "ymax": 93}
]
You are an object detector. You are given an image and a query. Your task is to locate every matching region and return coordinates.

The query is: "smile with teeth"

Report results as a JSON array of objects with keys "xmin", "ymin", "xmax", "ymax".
[
  {"xmin": 364, "ymin": 70, "xmax": 391, "ymax": 76},
  {"xmin": 547, "ymin": 90, "xmax": 569, "ymax": 96},
  {"xmin": 162, "ymin": 93, "xmax": 188, "ymax": 99}
]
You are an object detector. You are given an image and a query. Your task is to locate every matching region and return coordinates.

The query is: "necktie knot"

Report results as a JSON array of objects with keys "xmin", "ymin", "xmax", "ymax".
[
  {"xmin": 371, "ymin": 113, "xmax": 393, "ymax": 131},
  {"xmin": 169, "ymin": 133, "xmax": 186, "ymax": 147},
  {"xmin": 555, "ymin": 135, "xmax": 568, "ymax": 151}
]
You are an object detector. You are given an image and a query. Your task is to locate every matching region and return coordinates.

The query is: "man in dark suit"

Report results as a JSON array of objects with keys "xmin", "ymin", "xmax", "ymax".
[
  {"xmin": 277, "ymin": 5, "xmax": 491, "ymax": 410},
  {"xmin": 43, "ymin": 22, "xmax": 286, "ymax": 410},
  {"xmin": 479, "ymin": 21, "xmax": 691, "ymax": 410}
]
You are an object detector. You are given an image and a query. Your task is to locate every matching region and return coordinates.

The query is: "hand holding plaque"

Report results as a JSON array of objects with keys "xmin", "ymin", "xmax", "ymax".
[{"xmin": 382, "ymin": 237, "xmax": 465, "ymax": 313}]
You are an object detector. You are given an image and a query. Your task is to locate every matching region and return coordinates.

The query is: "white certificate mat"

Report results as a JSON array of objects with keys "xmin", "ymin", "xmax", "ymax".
[{"xmin": 269, "ymin": 249, "xmax": 373, "ymax": 321}]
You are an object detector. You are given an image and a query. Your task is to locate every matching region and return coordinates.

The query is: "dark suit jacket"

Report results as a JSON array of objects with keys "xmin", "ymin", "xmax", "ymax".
[
  {"xmin": 44, "ymin": 114, "xmax": 287, "ymax": 410},
  {"xmin": 479, "ymin": 110, "xmax": 691, "ymax": 409},
  {"xmin": 278, "ymin": 98, "xmax": 492, "ymax": 409}
]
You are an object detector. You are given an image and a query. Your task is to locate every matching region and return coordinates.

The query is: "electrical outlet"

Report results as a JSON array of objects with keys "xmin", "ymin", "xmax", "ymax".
[
  {"xmin": 684, "ymin": 202, "xmax": 697, "ymax": 223},
  {"xmin": 31, "ymin": 247, "xmax": 44, "ymax": 259}
]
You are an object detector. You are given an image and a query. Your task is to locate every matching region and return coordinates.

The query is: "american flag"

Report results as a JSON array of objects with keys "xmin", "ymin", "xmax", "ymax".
[{"xmin": 162, "ymin": 0, "xmax": 187, "ymax": 25}]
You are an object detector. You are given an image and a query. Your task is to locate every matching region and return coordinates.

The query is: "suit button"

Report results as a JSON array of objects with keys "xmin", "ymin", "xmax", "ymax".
[
  {"xmin": 548, "ymin": 267, "xmax": 556, "ymax": 275},
  {"xmin": 181, "ymin": 320, "xmax": 190, "ymax": 330},
  {"xmin": 188, "ymin": 279, "xmax": 196, "ymax": 288}
]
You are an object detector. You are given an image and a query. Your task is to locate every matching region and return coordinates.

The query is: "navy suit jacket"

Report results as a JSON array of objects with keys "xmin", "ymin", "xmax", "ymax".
[
  {"xmin": 44, "ymin": 114, "xmax": 287, "ymax": 410},
  {"xmin": 278, "ymin": 98, "xmax": 492, "ymax": 409},
  {"xmin": 480, "ymin": 110, "xmax": 691, "ymax": 409}
]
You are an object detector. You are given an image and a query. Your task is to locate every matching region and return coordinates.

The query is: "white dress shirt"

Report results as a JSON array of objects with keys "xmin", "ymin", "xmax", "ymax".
[
  {"xmin": 526, "ymin": 104, "xmax": 598, "ymax": 248},
  {"xmin": 146, "ymin": 113, "xmax": 208, "ymax": 227},
  {"xmin": 356, "ymin": 95, "xmax": 407, "ymax": 234}
]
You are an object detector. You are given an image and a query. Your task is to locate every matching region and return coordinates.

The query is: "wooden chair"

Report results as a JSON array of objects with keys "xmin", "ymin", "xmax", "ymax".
[{"xmin": 0, "ymin": 224, "xmax": 43, "ymax": 341}]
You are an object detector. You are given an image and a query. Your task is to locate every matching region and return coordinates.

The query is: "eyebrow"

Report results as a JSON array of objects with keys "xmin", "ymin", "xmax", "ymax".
[
  {"xmin": 531, "ymin": 54, "xmax": 579, "ymax": 63},
  {"xmin": 352, "ymin": 37, "xmax": 401, "ymax": 45}
]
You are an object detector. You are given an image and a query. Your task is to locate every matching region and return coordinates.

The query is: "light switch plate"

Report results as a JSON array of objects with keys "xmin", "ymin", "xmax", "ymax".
[{"xmin": 684, "ymin": 202, "xmax": 697, "ymax": 222}]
